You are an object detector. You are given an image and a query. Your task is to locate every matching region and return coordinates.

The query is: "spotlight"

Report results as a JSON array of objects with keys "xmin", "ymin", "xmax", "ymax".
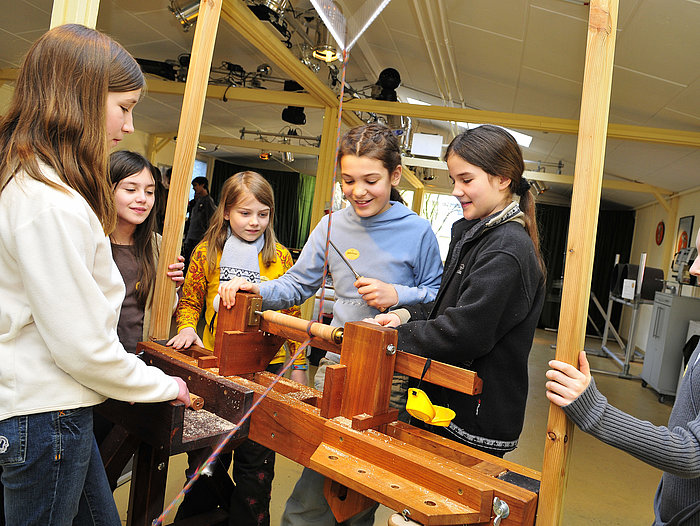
[
  {"xmin": 135, "ymin": 58, "xmax": 178, "ymax": 81},
  {"xmin": 371, "ymin": 68, "xmax": 401, "ymax": 101},
  {"xmin": 299, "ymin": 44, "xmax": 320, "ymax": 73},
  {"xmin": 259, "ymin": 151, "xmax": 271, "ymax": 161},
  {"xmin": 169, "ymin": 0, "xmax": 199, "ymax": 31},
  {"xmin": 281, "ymin": 80, "xmax": 306, "ymax": 125},
  {"xmin": 313, "ymin": 23, "xmax": 339, "ymax": 63},
  {"xmin": 256, "ymin": 63, "xmax": 272, "ymax": 77}
]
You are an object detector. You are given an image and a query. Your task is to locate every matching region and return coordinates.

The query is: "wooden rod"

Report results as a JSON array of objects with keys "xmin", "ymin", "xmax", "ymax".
[
  {"xmin": 148, "ymin": 0, "xmax": 222, "ymax": 340},
  {"xmin": 537, "ymin": 1, "xmax": 619, "ymax": 524},
  {"xmin": 188, "ymin": 393, "xmax": 204, "ymax": 411},
  {"xmin": 258, "ymin": 310, "xmax": 343, "ymax": 344}
]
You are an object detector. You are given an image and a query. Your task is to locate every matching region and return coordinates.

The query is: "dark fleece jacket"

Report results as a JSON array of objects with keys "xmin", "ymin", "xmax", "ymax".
[{"xmin": 397, "ymin": 212, "xmax": 544, "ymax": 453}]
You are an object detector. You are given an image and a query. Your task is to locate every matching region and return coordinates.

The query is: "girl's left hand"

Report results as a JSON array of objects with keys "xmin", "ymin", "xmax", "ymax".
[
  {"xmin": 354, "ymin": 277, "xmax": 398, "ymax": 312},
  {"xmin": 167, "ymin": 255, "xmax": 186, "ymax": 286}
]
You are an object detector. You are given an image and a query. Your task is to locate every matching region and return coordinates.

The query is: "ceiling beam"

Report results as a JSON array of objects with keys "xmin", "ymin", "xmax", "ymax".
[
  {"xmin": 401, "ymin": 156, "xmax": 673, "ymax": 195},
  {"xmin": 198, "ymin": 135, "xmax": 319, "ymax": 155},
  {"xmin": 146, "ymin": 78, "xmax": 325, "ymax": 108},
  {"xmin": 220, "ymin": 0, "xmax": 363, "ymax": 129},
  {"xmin": 345, "ymin": 99, "xmax": 700, "ymax": 148}
]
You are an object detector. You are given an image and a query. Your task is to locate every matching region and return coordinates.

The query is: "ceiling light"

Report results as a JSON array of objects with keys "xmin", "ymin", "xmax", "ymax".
[
  {"xmin": 313, "ymin": 21, "xmax": 340, "ymax": 63},
  {"xmin": 256, "ymin": 63, "xmax": 272, "ymax": 76},
  {"xmin": 169, "ymin": 0, "xmax": 199, "ymax": 31},
  {"xmin": 259, "ymin": 151, "xmax": 271, "ymax": 161}
]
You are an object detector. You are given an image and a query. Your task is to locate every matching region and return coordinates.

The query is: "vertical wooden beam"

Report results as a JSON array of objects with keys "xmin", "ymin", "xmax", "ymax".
[
  {"xmin": 149, "ymin": 0, "xmax": 222, "ymax": 340},
  {"xmin": 50, "ymin": 0, "xmax": 100, "ymax": 28},
  {"xmin": 310, "ymin": 106, "xmax": 340, "ymax": 230},
  {"xmin": 412, "ymin": 187, "xmax": 425, "ymax": 215},
  {"xmin": 537, "ymin": 1, "xmax": 618, "ymax": 524}
]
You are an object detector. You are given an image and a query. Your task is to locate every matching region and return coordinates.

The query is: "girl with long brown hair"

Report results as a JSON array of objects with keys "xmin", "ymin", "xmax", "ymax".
[{"xmin": 0, "ymin": 24, "xmax": 190, "ymax": 525}]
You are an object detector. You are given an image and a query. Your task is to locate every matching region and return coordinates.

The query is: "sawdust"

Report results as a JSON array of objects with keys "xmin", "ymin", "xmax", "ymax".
[{"xmin": 182, "ymin": 408, "xmax": 236, "ymax": 441}]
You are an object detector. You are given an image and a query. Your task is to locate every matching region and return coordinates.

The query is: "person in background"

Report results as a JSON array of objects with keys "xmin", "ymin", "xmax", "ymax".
[
  {"xmin": 168, "ymin": 171, "xmax": 305, "ymax": 526},
  {"xmin": 217, "ymin": 123, "xmax": 444, "ymax": 526},
  {"xmin": 0, "ymin": 24, "xmax": 190, "ymax": 525},
  {"xmin": 546, "ymin": 227, "xmax": 700, "ymax": 526},
  {"xmin": 183, "ymin": 175, "xmax": 216, "ymax": 270},
  {"xmin": 371, "ymin": 125, "xmax": 545, "ymax": 458}
]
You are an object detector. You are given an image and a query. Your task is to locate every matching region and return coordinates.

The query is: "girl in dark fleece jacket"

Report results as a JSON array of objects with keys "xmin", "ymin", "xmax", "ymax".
[{"xmin": 372, "ymin": 125, "xmax": 545, "ymax": 457}]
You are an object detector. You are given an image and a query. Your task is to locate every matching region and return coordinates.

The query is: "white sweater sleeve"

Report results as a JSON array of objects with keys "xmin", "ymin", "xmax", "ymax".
[{"xmin": 15, "ymin": 203, "xmax": 178, "ymax": 403}]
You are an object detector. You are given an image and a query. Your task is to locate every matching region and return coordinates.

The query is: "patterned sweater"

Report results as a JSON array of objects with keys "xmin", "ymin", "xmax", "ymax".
[
  {"xmin": 176, "ymin": 241, "xmax": 305, "ymax": 368},
  {"xmin": 564, "ymin": 343, "xmax": 700, "ymax": 525}
]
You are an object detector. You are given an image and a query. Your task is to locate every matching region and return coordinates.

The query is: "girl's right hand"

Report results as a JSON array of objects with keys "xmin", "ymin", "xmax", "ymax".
[
  {"xmin": 218, "ymin": 278, "xmax": 260, "ymax": 309},
  {"xmin": 370, "ymin": 312, "xmax": 402, "ymax": 328},
  {"xmin": 167, "ymin": 327, "xmax": 203, "ymax": 350},
  {"xmin": 172, "ymin": 376, "xmax": 192, "ymax": 407}
]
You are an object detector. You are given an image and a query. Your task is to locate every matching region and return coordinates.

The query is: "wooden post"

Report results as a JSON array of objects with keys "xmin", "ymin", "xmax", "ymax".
[
  {"xmin": 149, "ymin": 0, "xmax": 222, "ymax": 340},
  {"xmin": 537, "ymin": 1, "xmax": 618, "ymax": 524},
  {"xmin": 310, "ymin": 106, "xmax": 340, "ymax": 230},
  {"xmin": 50, "ymin": 0, "xmax": 100, "ymax": 28}
]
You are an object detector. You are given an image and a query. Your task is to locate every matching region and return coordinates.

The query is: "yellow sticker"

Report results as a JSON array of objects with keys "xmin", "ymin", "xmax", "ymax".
[{"xmin": 345, "ymin": 248, "xmax": 360, "ymax": 260}]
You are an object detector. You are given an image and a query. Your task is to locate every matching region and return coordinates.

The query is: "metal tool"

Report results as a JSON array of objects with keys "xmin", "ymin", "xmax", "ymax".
[{"xmin": 328, "ymin": 239, "xmax": 361, "ymax": 280}]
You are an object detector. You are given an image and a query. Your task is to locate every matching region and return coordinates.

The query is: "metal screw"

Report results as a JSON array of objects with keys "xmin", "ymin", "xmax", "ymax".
[
  {"xmin": 401, "ymin": 509, "xmax": 411, "ymax": 521},
  {"xmin": 386, "ymin": 344, "xmax": 396, "ymax": 355}
]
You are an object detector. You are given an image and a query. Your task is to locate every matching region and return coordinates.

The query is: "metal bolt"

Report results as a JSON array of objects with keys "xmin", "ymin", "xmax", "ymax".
[
  {"xmin": 493, "ymin": 497, "xmax": 510, "ymax": 525},
  {"xmin": 386, "ymin": 344, "xmax": 396, "ymax": 355},
  {"xmin": 401, "ymin": 509, "xmax": 411, "ymax": 521}
]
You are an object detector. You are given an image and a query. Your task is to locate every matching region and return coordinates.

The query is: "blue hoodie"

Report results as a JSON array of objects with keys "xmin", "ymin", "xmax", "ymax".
[{"xmin": 259, "ymin": 202, "xmax": 443, "ymax": 361}]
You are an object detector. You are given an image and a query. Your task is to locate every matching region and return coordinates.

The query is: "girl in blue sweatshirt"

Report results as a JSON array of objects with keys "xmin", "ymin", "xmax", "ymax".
[{"xmin": 217, "ymin": 123, "xmax": 443, "ymax": 526}]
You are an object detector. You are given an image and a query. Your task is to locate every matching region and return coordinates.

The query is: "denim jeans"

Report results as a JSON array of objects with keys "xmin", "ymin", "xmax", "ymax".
[{"xmin": 0, "ymin": 407, "xmax": 120, "ymax": 526}]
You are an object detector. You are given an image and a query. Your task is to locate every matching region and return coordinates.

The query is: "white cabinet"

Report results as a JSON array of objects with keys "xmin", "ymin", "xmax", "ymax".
[{"xmin": 642, "ymin": 292, "xmax": 700, "ymax": 401}]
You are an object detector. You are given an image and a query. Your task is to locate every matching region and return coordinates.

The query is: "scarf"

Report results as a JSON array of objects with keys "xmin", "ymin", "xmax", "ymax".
[{"xmin": 219, "ymin": 228, "xmax": 265, "ymax": 284}]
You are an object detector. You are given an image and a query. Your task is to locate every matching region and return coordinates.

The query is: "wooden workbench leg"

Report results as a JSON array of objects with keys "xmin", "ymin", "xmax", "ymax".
[{"xmin": 126, "ymin": 442, "xmax": 170, "ymax": 526}]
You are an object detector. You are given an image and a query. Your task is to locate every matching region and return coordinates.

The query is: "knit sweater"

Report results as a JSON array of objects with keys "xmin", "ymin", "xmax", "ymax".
[
  {"xmin": 396, "ymin": 208, "xmax": 545, "ymax": 454},
  {"xmin": 176, "ymin": 240, "xmax": 304, "ymax": 367},
  {"xmin": 564, "ymin": 343, "xmax": 700, "ymax": 525},
  {"xmin": 0, "ymin": 164, "xmax": 179, "ymax": 422}
]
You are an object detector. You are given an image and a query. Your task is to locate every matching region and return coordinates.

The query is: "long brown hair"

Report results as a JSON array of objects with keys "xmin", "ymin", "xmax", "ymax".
[
  {"xmin": 202, "ymin": 171, "xmax": 279, "ymax": 272},
  {"xmin": 110, "ymin": 150, "xmax": 161, "ymax": 307},
  {"xmin": 0, "ymin": 24, "xmax": 144, "ymax": 234},
  {"xmin": 445, "ymin": 125, "xmax": 545, "ymax": 275}
]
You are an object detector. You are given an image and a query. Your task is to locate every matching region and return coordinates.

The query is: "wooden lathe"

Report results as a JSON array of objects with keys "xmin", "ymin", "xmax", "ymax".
[{"xmin": 115, "ymin": 292, "xmax": 541, "ymax": 526}]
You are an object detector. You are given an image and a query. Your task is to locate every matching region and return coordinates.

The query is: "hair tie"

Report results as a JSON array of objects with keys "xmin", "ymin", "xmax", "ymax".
[{"xmin": 517, "ymin": 178, "xmax": 531, "ymax": 196}]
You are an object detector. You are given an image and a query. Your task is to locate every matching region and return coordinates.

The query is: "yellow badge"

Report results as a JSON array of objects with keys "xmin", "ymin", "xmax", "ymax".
[{"xmin": 345, "ymin": 248, "xmax": 360, "ymax": 260}]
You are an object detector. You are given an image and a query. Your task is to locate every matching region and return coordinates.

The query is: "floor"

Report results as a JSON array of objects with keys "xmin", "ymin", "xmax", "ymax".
[{"xmin": 114, "ymin": 328, "xmax": 673, "ymax": 525}]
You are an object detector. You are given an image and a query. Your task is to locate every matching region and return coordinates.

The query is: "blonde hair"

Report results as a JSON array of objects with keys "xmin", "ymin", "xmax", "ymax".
[
  {"xmin": 0, "ymin": 24, "xmax": 144, "ymax": 234},
  {"xmin": 201, "ymin": 171, "xmax": 279, "ymax": 271}
]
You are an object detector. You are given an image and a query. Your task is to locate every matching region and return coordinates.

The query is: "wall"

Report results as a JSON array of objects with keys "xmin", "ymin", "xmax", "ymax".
[{"xmin": 622, "ymin": 189, "xmax": 700, "ymax": 352}]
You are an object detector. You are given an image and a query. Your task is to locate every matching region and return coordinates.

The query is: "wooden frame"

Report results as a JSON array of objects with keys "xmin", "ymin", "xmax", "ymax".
[{"xmin": 140, "ymin": 1, "xmax": 620, "ymax": 523}]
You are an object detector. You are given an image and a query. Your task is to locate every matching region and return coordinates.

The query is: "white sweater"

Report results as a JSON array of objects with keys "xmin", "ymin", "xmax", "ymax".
[{"xmin": 0, "ymin": 164, "xmax": 178, "ymax": 421}]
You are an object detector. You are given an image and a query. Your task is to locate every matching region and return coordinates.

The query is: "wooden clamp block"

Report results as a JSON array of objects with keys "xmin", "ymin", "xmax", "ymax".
[
  {"xmin": 351, "ymin": 409, "xmax": 399, "ymax": 432},
  {"xmin": 214, "ymin": 292, "xmax": 263, "ymax": 357},
  {"xmin": 219, "ymin": 331, "xmax": 285, "ymax": 376},
  {"xmin": 320, "ymin": 364, "xmax": 346, "ymax": 419}
]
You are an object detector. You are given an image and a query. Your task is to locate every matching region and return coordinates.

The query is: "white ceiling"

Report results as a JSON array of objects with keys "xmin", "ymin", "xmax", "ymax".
[{"xmin": 1, "ymin": 0, "xmax": 698, "ymax": 209}]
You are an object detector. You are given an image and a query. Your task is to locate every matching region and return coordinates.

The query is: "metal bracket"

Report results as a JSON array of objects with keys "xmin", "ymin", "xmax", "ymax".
[{"xmin": 247, "ymin": 297, "xmax": 262, "ymax": 326}]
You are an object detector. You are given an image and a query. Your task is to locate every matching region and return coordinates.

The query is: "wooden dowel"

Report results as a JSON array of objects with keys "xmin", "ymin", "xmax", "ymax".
[
  {"xmin": 258, "ymin": 310, "xmax": 343, "ymax": 344},
  {"xmin": 189, "ymin": 393, "xmax": 204, "ymax": 411}
]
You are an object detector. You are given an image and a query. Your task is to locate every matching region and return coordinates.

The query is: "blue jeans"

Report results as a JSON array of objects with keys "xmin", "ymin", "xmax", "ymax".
[{"xmin": 0, "ymin": 407, "xmax": 120, "ymax": 526}]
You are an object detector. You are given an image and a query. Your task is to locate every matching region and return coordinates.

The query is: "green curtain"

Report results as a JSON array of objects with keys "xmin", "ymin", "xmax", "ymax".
[{"xmin": 294, "ymin": 173, "xmax": 316, "ymax": 249}]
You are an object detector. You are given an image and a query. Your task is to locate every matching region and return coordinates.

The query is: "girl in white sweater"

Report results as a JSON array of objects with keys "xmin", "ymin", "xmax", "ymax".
[{"xmin": 0, "ymin": 24, "xmax": 190, "ymax": 525}]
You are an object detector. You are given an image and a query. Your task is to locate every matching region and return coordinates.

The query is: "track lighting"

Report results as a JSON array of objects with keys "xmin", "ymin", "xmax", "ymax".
[{"xmin": 169, "ymin": 0, "xmax": 199, "ymax": 31}]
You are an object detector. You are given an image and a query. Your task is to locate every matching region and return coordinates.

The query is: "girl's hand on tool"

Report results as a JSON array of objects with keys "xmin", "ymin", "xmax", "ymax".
[
  {"xmin": 368, "ymin": 312, "xmax": 402, "ymax": 328},
  {"xmin": 545, "ymin": 351, "xmax": 591, "ymax": 407},
  {"xmin": 172, "ymin": 376, "xmax": 192, "ymax": 407},
  {"xmin": 354, "ymin": 277, "xmax": 398, "ymax": 312},
  {"xmin": 167, "ymin": 327, "xmax": 203, "ymax": 350},
  {"xmin": 218, "ymin": 278, "xmax": 260, "ymax": 309}
]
